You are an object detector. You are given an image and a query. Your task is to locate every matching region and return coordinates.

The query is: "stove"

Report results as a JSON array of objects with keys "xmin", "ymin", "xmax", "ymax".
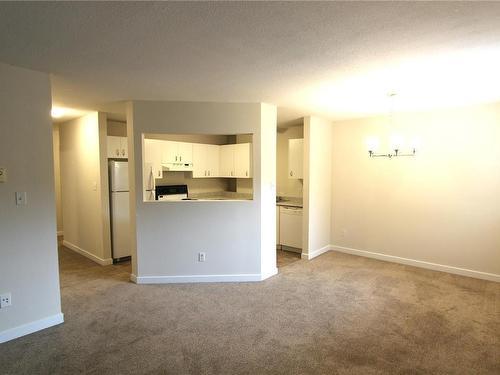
[{"xmin": 156, "ymin": 185, "xmax": 188, "ymax": 201}]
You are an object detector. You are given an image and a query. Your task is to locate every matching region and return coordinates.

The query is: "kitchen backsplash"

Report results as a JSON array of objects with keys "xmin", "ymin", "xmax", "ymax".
[{"xmin": 156, "ymin": 171, "xmax": 229, "ymax": 194}]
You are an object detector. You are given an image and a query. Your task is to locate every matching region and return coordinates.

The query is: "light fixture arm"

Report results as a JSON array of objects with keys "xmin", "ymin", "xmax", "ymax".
[{"xmin": 368, "ymin": 148, "xmax": 416, "ymax": 158}]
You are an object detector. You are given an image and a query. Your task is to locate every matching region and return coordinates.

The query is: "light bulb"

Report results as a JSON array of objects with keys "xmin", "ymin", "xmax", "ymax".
[
  {"xmin": 366, "ymin": 137, "xmax": 380, "ymax": 152},
  {"xmin": 410, "ymin": 137, "xmax": 421, "ymax": 151},
  {"xmin": 51, "ymin": 107, "xmax": 66, "ymax": 118},
  {"xmin": 390, "ymin": 134, "xmax": 404, "ymax": 150}
]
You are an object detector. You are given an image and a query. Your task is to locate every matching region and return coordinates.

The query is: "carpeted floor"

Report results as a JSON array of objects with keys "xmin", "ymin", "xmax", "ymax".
[{"xmin": 1, "ymin": 245, "xmax": 499, "ymax": 375}]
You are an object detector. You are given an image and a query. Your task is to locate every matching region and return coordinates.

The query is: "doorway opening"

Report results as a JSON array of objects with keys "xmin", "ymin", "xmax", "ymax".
[
  {"xmin": 53, "ymin": 112, "xmax": 132, "ymax": 282},
  {"xmin": 276, "ymin": 121, "xmax": 304, "ymax": 269}
]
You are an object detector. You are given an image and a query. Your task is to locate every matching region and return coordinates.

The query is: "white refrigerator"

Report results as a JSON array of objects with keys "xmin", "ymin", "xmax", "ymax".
[{"xmin": 109, "ymin": 161, "xmax": 131, "ymax": 261}]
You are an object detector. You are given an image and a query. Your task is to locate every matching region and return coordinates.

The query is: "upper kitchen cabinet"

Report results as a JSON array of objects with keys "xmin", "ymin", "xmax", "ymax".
[
  {"xmin": 219, "ymin": 143, "xmax": 252, "ymax": 178},
  {"xmin": 107, "ymin": 136, "xmax": 128, "ymax": 158},
  {"xmin": 143, "ymin": 138, "xmax": 163, "ymax": 179},
  {"xmin": 234, "ymin": 143, "xmax": 252, "ymax": 178},
  {"xmin": 193, "ymin": 143, "xmax": 219, "ymax": 178},
  {"xmin": 288, "ymin": 138, "xmax": 303, "ymax": 179},
  {"xmin": 161, "ymin": 141, "xmax": 193, "ymax": 164},
  {"xmin": 219, "ymin": 144, "xmax": 235, "ymax": 177}
]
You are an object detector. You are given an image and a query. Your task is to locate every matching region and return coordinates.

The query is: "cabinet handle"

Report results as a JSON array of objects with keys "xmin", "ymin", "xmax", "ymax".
[
  {"xmin": 175, "ymin": 156, "xmax": 177, "ymax": 161},
  {"xmin": 208, "ymin": 170, "xmax": 210, "ymax": 176},
  {"xmin": 179, "ymin": 155, "xmax": 182, "ymax": 162},
  {"xmin": 116, "ymin": 149, "xmax": 120, "ymax": 156},
  {"xmin": 290, "ymin": 171, "xmax": 293, "ymax": 176},
  {"xmin": 205, "ymin": 170, "xmax": 207, "ymax": 176},
  {"xmin": 121, "ymin": 149, "xmax": 125, "ymax": 156},
  {"xmin": 246, "ymin": 171, "xmax": 248, "ymax": 176}
]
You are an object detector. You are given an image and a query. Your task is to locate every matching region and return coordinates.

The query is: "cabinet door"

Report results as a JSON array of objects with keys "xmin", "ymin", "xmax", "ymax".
[
  {"xmin": 119, "ymin": 137, "xmax": 128, "ymax": 158},
  {"xmin": 276, "ymin": 206, "xmax": 280, "ymax": 246},
  {"xmin": 161, "ymin": 141, "xmax": 178, "ymax": 163},
  {"xmin": 207, "ymin": 144, "xmax": 220, "ymax": 177},
  {"xmin": 107, "ymin": 136, "xmax": 121, "ymax": 158},
  {"xmin": 288, "ymin": 139, "xmax": 303, "ymax": 179},
  {"xmin": 144, "ymin": 139, "xmax": 163, "ymax": 179},
  {"xmin": 192, "ymin": 143, "xmax": 208, "ymax": 178},
  {"xmin": 219, "ymin": 144, "xmax": 234, "ymax": 177},
  {"xmin": 178, "ymin": 142, "xmax": 193, "ymax": 164},
  {"xmin": 234, "ymin": 143, "xmax": 252, "ymax": 178}
]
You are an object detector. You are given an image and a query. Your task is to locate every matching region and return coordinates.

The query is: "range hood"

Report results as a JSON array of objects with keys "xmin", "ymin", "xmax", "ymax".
[{"xmin": 162, "ymin": 163, "xmax": 193, "ymax": 172}]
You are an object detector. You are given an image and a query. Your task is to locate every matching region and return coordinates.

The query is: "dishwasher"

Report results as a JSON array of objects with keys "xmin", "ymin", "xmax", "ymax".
[{"xmin": 279, "ymin": 206, "xmax": 303, "ymax": 251}]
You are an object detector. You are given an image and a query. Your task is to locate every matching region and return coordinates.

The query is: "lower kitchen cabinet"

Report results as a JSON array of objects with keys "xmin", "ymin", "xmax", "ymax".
[
  {"xmin": 278, "ymin": 206, "xmax": 303, "ymax": 249},
  {"xmin": 276, "ymin": 206, "xmax": 280, "ymax": 247}
]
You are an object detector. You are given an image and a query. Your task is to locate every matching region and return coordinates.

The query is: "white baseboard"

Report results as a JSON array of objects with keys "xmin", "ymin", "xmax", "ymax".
[
  {"xmin": 331, "ymin": 245, "xmax": 500, "ymax": 283},
  {"xmin": 63, "ymin": 240, "xmax": 113, "ymax": 266},
  {"xmin": 261, "ymin": 267, "xmax": 278, "ymax": 280},
  {"xmin": 131, "ymin": 272, "xmax": 273, "ymax": 284},
  {"xmin": 0, "ymin": 313, "xmax": 64, "ymax": 344},
  {"xmin": 56, "ymin": 231, "xmax": 64, "ymax": 236},
  {"xmin": 301, "ymin": 244, "xmax": 332, "ymax": 260}
]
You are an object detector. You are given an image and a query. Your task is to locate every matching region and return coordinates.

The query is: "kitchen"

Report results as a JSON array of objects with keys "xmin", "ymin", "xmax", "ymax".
[
  {"xmin": 142, "ymin": 126, "xmax": 305, "ymax": 263},
  {"xmin": 55, "ymin": 108, "xmax": 305, "ymax": 271},
  {"xmin": 276, "ymin": 123, "xmax": 304, "ymax": 262},
  {"xmin": 142, "ymin": 133, "xmax": 254, "ymax": 202}
]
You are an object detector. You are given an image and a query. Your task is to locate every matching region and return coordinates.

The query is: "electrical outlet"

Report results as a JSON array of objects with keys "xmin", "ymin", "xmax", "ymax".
[
  {"xmin": 198, "ymin": 252, "xmax": 206, "ymax": 262},
  {"xmin": 0, "ymin": 293, "xmax": 12, "ymax": 308},
  {"xmin": 15, "ymin": 192, "xmax": 27, "ymax": 206}
]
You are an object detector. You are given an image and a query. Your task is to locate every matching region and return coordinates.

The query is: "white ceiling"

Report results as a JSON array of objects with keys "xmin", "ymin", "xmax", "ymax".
[{"xmin": 1, "ymin": 2, "xmax": 500, "ymax": 124}]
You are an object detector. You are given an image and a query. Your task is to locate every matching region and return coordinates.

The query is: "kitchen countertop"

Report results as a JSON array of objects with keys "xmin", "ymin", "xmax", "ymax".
[
  {"xmin": 190, "ymin": 192, "xmax": 253, "ymax": 200},
  {"xmin": 145, "ymin": 191, "xmax": 253, "ymax": 202},
  {"xmin": 276, "ymin": 197, "xmax": 303, "ymax": 208}
]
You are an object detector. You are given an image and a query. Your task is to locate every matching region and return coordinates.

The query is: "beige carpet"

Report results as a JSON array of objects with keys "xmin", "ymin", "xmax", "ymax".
[{"xmin": 1, "ymin": 245, "xmax": 499, "ymax": 375}]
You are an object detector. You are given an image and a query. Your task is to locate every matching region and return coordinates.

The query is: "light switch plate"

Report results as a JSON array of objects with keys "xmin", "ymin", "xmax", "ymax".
[
  {"xmin": 0, "ymin": 167, "xmax": 6, "ymax": 183},
  {"xmin": 15, "ymin": 191, "xmax": 27, "ymax": 206}
]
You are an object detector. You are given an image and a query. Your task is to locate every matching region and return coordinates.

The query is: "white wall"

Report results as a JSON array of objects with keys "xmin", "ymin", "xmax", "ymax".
[
  {"xmin": 0, "ymin": 63, "xmax": 63, "ymax": 342},
  {"xmin": 127, "ymin": 101, "xmax": 277, "ymax": 282},
  {"xmin": 260, "ymin": 103, "xmax": 278, "ymax": 278},
  {"xmin": 302, "ymin": 116, "xmax": 333, "ymax": 260},
  {"xmin": 53, "ymin": 124, "xmax": 63, "ymax": 234},
  {"xmin": 330, "ymin": 102, "xmax": 500, "ymax": 281},
  {"xmin": 59, "ymin": 112, "xmax": 112, "ymax": 265},
  {"xmin": 107, "ymin": 120, "xmax": 127, "ymax": 137},
  {"xmin": 277, "ymin": 125, "xmax": 303, "ymax": 198}
]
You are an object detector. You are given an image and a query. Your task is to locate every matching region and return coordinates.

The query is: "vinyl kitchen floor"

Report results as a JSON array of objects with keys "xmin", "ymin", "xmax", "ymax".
[
  {"xmin": 277, "ymin": 248, "xmax": 302, "ymax": 268},
  {"xmin": 1, "ymin": 244, "xmax": 499, "ymax": 375}
]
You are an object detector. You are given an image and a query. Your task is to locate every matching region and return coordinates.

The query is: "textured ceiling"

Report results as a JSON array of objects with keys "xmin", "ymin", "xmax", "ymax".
[{"xmin": 1, "ymin": 2, "xmax": 500, "ymax": 124}]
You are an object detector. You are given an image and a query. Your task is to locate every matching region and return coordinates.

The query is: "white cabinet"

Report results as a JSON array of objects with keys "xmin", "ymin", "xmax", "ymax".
[
  {"xmin": 288, "ymin": 138, "xmax": 303, "ymax": 179},
  {"xmin": 162, "ymin": 141, "xmax": 193, "ymax": 164},
  {"xmin": 107, "ymin": 136, "xmax": 128, "ymax": 159},
  {"xmin": 234, "ymin": 143, "xmax": 252, "ymax": 178},
  {"xmin": 206, "ymin": 145, "xmax": 220, "ymax": 177},
  {"xmin": 219, "ymin": 143, "xmax": 252, "ymax": 178},
  {"xmin": 193, "ymin": 143, "xmax": 219, "ymax": 178},
  {"xmin": 276, "ymin": 206, "xmax": 280, "ymax": 247},
  {"xmin": 143, "ymin": 139, "xmax": 163, "ymax": 179},
  {"xmin": 279, "ymin": 206, "xmax": 303, "ymax": 249},
  {"xmin": 219, "ymin": 144, "xmax": 234, "ymax": 177}
]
